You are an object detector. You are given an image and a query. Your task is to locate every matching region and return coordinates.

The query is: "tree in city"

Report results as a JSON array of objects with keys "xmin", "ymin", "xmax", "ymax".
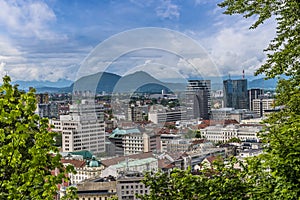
[
  {"xmin": 140, "ymin": 158, "xmax": 250, "ymax": 200},
  {"xmin": 141, "ymin": 0, "xmax": 300, "ymax": 199},
  {"xmin": 0, "ymin": 76, "xmax": 76, "ymax": 199},
  {"xmin": 218, "ymin": 0, "xmax": 300, "ymax": 198}
]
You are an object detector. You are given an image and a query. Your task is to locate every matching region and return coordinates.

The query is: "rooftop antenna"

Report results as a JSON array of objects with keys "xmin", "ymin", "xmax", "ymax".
[
  {"xmin": 228, "ymin": 73, "xmax": 231, "ymax": 80},
  {"xmin": 242, "ymin": 69, "xmax": 245, "ymax": 79}
]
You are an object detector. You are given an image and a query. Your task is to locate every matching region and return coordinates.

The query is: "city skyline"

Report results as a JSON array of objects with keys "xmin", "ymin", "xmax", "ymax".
[{"xmin": 0, "ymin": 0, "xmax": 276, "ymax": 83}]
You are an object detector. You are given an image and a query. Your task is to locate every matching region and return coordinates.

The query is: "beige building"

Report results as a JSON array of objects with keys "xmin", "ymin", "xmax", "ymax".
[
  {"xmin": 117, "ymin": 171, "xmax": 149, "ymax": 200},
  {"xmin": 201, "ymin": 124, "xmax": 262, "ymax": 143},
  {"xmin": 51, "ymin": 100, "xmax": 105, "ymax": 154},
  {"xmin": 123, "ymin": 132, "xmax": 159, "ymax": 156},
  {"xmin": 76, "ymin": 177, "xmax": 117, "ymax": 200},
  {"xmin": 252, "ymin": 98, "xmax": 275, "ymax": 117},
  {"xmin": 61, "ymin": 155, "xmax": 104, "ymax": 185}
]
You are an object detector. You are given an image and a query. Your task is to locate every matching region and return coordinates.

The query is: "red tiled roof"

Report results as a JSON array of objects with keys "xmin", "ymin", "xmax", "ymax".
[
  {"xmin": 61, "ymin": 159, "xmax": 86, "ymax": 168},
  {"xmin": 204, "ymin": 156, "xmax": 222, "ymax": 164}
]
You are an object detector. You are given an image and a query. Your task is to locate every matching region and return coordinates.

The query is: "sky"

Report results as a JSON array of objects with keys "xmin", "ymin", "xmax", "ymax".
[{"xmin": 0, "ymin": 0, "xmax": 277, "ymax": 83}]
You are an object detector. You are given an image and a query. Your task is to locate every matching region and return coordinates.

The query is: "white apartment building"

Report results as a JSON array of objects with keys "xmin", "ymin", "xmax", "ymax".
[
  {"xmin": 51, "ymin": 100, "xmax": 105, "ymax": 154},
  {"xmin": 252, "ymin": 98, "xmax": 275, "ymax": 117},
  {"xmin": 123, "ymin": 132, "xmax": 159, "ymax": 156},
  {"xmin": 201, "ymin": 124, "xmax": 262, "ymax": 143}
]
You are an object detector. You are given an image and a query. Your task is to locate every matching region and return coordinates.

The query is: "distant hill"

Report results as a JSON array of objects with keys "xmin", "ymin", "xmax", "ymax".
[
  {"xmin": 13, "ymin": 72, "xmax": 279, "ymax": 94},
  {"xmin": 248, "ymin": 78, "xmax": 278, "ymax": 89},
  {"xmin": 13, "ymin": 79, "xmax": 73, "ymax": 91},
  {"xmin": 114, "ymin": 71, "xmax": 186, "ymax": 93}
]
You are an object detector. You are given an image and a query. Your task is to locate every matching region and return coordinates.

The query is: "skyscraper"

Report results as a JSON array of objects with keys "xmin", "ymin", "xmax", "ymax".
[
  {"xmin": 186, "ymin": 80, "xmax": 211, "ymax": 120},
  {"xmin": 223, "ymin": 79, "xmax": 248, "ymax": 109}
]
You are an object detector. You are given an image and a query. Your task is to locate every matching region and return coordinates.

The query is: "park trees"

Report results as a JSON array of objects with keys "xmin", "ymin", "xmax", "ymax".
[
  {"xmin": 0, "ymin": 76, "xmax": 75, "ymax": 199},
  {"xmin": 141, "ymin": 0, "xmax": 300, "ymax": 199}
]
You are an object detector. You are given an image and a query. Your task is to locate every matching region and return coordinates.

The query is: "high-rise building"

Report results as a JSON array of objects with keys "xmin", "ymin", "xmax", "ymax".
[
  {"xmin": 248, "ymin": 88, "xmax": 264, "ymax": 110},
  {"xmin": 223, "ymin": 79, "xmax": 248, "ymax": 109},
  {"xmin": 51, "ymin": 100, "xmax": 105, "ymax": 154},
  {"xmin": 185, "ymin": 80, "xmax": 211, "ymax": 120}
]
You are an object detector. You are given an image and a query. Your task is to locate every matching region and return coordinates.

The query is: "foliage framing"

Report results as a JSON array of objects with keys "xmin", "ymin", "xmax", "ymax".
[
  {"xmin": 140, "ymin": 0, "xmax": 300, "ymax": 199},
  {"xmin": 0, "ymin": 76, "xmax": 74, "ymax": 199}
]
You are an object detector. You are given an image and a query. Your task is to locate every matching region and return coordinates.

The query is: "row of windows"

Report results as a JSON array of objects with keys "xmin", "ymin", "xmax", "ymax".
[
  {"xmin": 121, "ymin": 185, "xmax": 144, "ymax": 189},
  {"xmin": 81, "ymin": 197, "xmax": 109, "ymax": 200}
]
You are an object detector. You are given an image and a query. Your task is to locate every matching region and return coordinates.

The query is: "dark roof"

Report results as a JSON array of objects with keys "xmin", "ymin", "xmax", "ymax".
[{"xmin": 70, "ymin": 150, "xmax": 93, "ymax": 159}]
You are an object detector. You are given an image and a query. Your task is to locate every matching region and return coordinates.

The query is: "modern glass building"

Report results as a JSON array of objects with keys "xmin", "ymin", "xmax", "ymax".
[
  {"xmin": 223, "ymin": 79, "xmax": 248, "ymax": 109},
  {"xmin": 185, "ymin": 80, "xmax": 211, "ymax": 120}
]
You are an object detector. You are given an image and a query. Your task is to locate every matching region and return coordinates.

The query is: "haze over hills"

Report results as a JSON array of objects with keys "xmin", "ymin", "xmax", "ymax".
[{"xmin": 12, "ymin": 71, "xmax": 278, "ymax": 93}]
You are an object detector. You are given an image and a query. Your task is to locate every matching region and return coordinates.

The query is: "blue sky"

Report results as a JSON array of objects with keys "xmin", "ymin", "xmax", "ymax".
[{"xmin": 0, "ymin": 0, "xmax": 276, "ymax": 82}]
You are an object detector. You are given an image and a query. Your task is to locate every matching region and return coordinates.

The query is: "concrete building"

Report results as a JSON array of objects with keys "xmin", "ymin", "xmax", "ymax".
[
  {"xmin": 160, "ymin": 133, "xmax": 181, "ymax": 153},
  {"xmin": 223, "ymin": 79, "xmax": 248, "ymax": 109},
  {"xmin": 51, "ymin": 100, "xmax": 105, "ymax": 154},
  {"xmin": 248, "ymin": 88, "xmax": 264, "ymax": 110},
  {"xmin": 166, "ymin": 139, "xmax": 192, "ymax": 152},
  {"xmin": 108, "ymin": 128, "xmax": 141, "ymax": 156},
  {"xmin": 36, "ymin": 93, "xmax": 49, "ymax": 104},
  {"xmin": 252, "ymin": 98, "xmax": 275, "ymax": 117},
  {"xmin": 186, "ymin": 80, "xmax": 211, "ymax": 120},
  {"xmin": 76, "ymin": 176, "xmax": 117, "ymax": 200},
  {"xmin": 123, "ymin": 132, "xmax": 160, "ymax": 156},
  {"xmin": 148, "ymin": 106, "xmax": 187, "ymax": 124},
  {"xmin": 201, "ymin": 124, "xmax": 262, "ymax": 143},
  {"xmin": 117, "ymin": 171, "xmax": 149, "ymax": 200},
  {"xmin": 127, "ymin": 105, "xmax": 148, "ymax": 122},
  {"xmin": 210, "ymin": 108, "xmax": 258, "ymax": 123}
]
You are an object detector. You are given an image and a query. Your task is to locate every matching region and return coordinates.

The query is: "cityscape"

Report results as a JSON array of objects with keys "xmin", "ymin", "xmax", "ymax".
[
  {"xmin": 34, "ymin": 71, "xmax": 277, "ymax": 199},
  {"xmin": 0, "ymin": 1, "xmax": 299, "ymax": 200}
]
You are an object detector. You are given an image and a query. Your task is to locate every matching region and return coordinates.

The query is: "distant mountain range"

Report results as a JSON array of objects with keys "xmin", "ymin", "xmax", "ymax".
[{"xmin": 12, "ymin": 71, "xmax": 279, "ymax": 93}]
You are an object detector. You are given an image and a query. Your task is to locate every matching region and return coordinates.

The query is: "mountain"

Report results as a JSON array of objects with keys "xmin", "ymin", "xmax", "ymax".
[
  {"xmin": 70, "ymin": 72, "xmax": 121, "ymax": 93},
  {"xmin": 248, "ymin": 78, "xmax": 278, "ymax": 89},
  {"xmin": 114, "ymin": 71, "xmax": 186, "ymax": 93},
  {"xmin": 13, "ymin": 79, "xmax": 73, "ymax": 91},
  {"xmin": 12, "ymin": 71, "xmax": 279, "ymax": 94}
]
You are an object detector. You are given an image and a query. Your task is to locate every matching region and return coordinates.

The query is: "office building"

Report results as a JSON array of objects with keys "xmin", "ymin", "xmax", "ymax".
[
  {"xmin": 248, "ymin": 88, "xmax": 264, "ymax": 110},
  {"xmin": 185, "ymin": 80, "xmax": 211, "ymax": 120},
  {"xmin": 148, "ymin": 106, "xmax": 187, "ymax": 124},
  {"xmin": 51, "ymin": 100, "xmax": 105, "ymax": 154},
  {"xmin": 252, "ymin": 98, "xmax": 275, "ymax": 117},
  {"xmin": 223, "ymin": 79, "xmax": 248, "ymax": 109}
]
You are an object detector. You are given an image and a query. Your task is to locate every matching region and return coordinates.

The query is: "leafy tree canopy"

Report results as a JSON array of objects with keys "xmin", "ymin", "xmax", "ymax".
[{"xmin": 0, "ymin": 76, "xmax": 76, "ymax": 199}]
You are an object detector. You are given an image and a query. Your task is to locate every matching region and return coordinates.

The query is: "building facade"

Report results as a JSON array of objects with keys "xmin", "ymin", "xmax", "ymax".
[
  {"xmin": 201, "ymin": 124, "xmax": 262, "ymax": 143},
  {"xmin": 51, "ymin": 100, "xmax": 105, "ymax": 154},
  {"xmin": 248, "ymin": 88, "xmax": 264, "ymax": 110},
  {"xmin": 223, "ymin": 79, "xmax": 248, "ymax": 109},
  {"xmin": 252, "ymin": 98, "xmax": 275, "ymax": 117},
  {"xmin": 148, "ymin": 106, "xmax": 187, "ymax": 124},
  {"xmin": 76, "ymin": 177, "xmax": 117, "ymax": 200},
  {"xmin": 116, "ymin": 171, "xmax": 150, "ymax": 200},
  {"xmin": 186, "ymin": 80, "xmax": 211, "ymax": 120}
]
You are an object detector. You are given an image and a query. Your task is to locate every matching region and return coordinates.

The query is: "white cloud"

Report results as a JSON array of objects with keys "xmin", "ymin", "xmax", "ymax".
[
  {"xmin": 198, "ymin": 17, "xmax": 276, "ymax": 77},
  {"xmin": 0, "ymin": 0, "xmax": 60, "ymax": 40},
  {"xmin": 156, "ymin": 0, "xmax": 180, "ymax": 19}
]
